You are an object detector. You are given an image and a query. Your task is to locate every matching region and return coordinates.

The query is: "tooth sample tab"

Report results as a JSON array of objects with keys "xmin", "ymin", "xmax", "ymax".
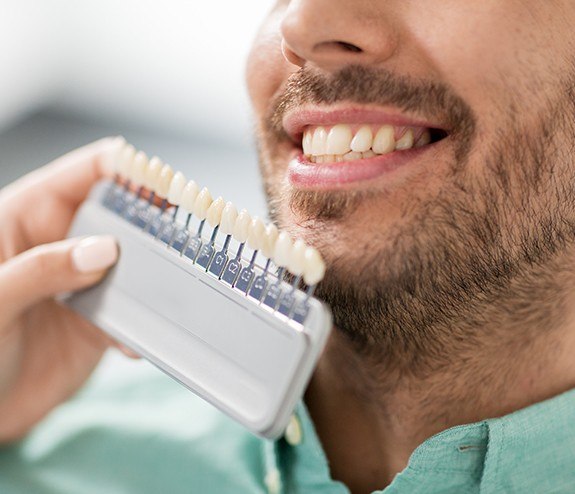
[
  {"xmin": 326, "ymin": 124, "xmax": 352, "ymax": 155},
  {"xmin": 395, "ymin": 129, "xmax": 415, "ymax": 150},
  {"xmin": 118, "ymin": 144, "xmax": 136, "ymax": 179},
  {"xmin": 181, "ymin": 180, "xmax": 200, "ymax": 213},
  {"xmin": 167, "ymin": 171, "xmax": 186, "ymax": 205},
  {"xmin": 289, "ymin": 239, "xmax": 306, "ymax": 277},
  {"xmin": 372, "ymin": 126, "xmax": 395, "ymax": 154},
  {"xmin": 274, "ymin": 231, "xmax": 293, "ymax": 268},
  {"xmin": 247, "ymin": 217, "xmax": 266, "ymax": 250},
  {"xmin": 193, "ymin": 187, "xmax": 213, "ymax": 220},
  {"xmin": 261, "ymin": 223, "xmax": 279, "ymax": 259},
  {"xmin": 206, "ymin": 196, "xmax": 226, "ymax": 227},
  {"xmin": 233, "ymin": 209, "xmax": 251, "ymax": 243},
  {"xmin": 145, "ymin": 156, "xmax": 163, "ymax": 190},
  {"xmin": 156, "ymin": 164, "xmax": 174, "ymax": 199},
  {"xmin": 220, "ymin": 202, "xmax": 238, "ymax": 235},
  {"xmin": 311, "ymin": 127, "xmax": 328, "ymax": 156},
  {"xmin": 303, "ymin": 247, "xmax": 326, "ymax": 285},
  {"xmin": 131, "ymin": 151, "xmax": 148, "ymax": 187},
  {"xmin": 350, "ymin": 126, "xmax": 373, "ymax": 153}
]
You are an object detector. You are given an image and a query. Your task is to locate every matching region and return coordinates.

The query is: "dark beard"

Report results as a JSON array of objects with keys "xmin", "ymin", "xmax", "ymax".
[{"xmin": 260, "ymin": 65, "xmax": 575, "ymax": 378}]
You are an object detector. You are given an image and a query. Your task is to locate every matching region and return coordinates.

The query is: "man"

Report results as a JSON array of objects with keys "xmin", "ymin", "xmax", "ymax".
[{"xmin": 1, "ymin": 1, "xmax": 575, "ymax": 493}]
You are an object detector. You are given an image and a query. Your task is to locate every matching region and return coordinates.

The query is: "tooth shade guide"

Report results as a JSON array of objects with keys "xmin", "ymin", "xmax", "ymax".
[{"xmin": 103, "ymin": 143, "xmax": 328, "ymax": 325}]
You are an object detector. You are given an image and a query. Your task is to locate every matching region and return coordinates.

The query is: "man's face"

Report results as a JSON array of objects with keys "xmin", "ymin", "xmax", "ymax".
[{"xmin": 247, "ymin": 1, "xmax": 575, "ymax": 368}]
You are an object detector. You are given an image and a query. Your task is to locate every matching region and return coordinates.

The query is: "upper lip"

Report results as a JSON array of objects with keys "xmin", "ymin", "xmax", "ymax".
[{"xmin": 282, "ymin": 105, "xmax": 447, "ymax": 145}]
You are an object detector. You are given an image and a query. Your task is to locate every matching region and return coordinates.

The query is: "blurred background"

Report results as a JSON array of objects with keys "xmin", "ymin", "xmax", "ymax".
[
  {"xmin": 0, "ymin": 0, "xmax": 274, "ymax": 381},
  {"xmin": 0, "ymin": 0, "xmax": 271, "ymax": 215}
]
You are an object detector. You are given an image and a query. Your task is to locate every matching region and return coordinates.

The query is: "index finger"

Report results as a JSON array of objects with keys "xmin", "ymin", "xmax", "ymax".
[{"xmin": 1, "ymin": 137, "xmax": 125, "ymax": 208}]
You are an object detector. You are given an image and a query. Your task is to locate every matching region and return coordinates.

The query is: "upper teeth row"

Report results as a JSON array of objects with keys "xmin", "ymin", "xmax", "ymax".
[
  {"xmin": 111, "ymin": 139, "xmax": 325, "ymax": 285},
  {"xmin": 302, "ymin": 124, "xmax": 430, "ymax": 158}
]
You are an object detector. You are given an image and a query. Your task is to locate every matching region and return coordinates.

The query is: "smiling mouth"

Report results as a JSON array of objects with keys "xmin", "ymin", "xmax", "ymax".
[{"xmin": 301, "ymin": 123, "xmax": 447, "ymax": 164}]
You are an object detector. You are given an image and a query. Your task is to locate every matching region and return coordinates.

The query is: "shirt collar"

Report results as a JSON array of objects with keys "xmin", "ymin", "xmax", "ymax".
[{"xmin": 265, "ymin": 387, "xmax": 575, "ymax": 493}]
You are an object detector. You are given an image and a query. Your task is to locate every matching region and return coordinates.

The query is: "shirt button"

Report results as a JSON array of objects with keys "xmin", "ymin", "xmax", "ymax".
[
  {"xmin": 264, "ymin": 468, "xmax": 281, "ymax": 494},
  {"xmin": 284, "ymin": 414, "xmax": 302, "ymax": 446}
]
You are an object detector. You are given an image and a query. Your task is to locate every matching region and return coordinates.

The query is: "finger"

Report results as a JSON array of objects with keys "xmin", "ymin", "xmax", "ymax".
[
  {"xmin": 115, "ymin": 343, "xmax": 142, "ymax": 360},
  {"xmin": 1, "ymin": 136, "xmax": 125, "ymax": 208},
  {"xmin": 0, "ymin": 235, "xmax": 119, "ymax": 321}
]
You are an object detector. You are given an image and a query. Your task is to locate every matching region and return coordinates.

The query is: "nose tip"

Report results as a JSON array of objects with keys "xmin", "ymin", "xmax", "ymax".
[{"xmin": 280, "ymin": 1, "xmax": 397, "ymax": 71}]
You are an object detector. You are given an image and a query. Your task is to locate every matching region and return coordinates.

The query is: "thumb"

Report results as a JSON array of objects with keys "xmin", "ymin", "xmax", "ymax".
[{"xmin": 0, "ymin": 236, "xmax": 118, "ymax": 320}]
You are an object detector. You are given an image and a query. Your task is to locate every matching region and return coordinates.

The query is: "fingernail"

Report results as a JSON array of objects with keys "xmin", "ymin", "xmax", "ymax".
[{"xmin": 72, "ymin": 236, "xmax": 119, "ymax": 273}]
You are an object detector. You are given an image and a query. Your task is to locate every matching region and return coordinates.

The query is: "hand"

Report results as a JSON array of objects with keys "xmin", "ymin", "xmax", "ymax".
[{"xmin": 0, "ymin": 138, "xmax": 125, "ymax": 443}]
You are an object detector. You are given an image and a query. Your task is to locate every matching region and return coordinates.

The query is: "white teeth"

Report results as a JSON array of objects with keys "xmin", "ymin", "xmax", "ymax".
[
  {"xmin": 247, "ymin": 217, "xmax": 266, "ymax": 250},
  {"xmin": 156, "ymin": 164, "xmax": 174, "ymax": 199},
  {"xmin": 145, "ymin": 156, "xmax": 163, "ymax": 190},
  {"xmin": 395, "ymin": 129, "xmax": 414, "ymax": 150},
  {"xmin": 131, "ymin": 151, "xmax": 148, "ymax": 187},
  {"xmin": 372, "ymin": 125, "xmax": 395, "ymax": 154},
  {"xmin": 181, "ymin": 180, "xmax": 200, "ymax": 213},
  {"xmin": 350, "ymin": 125, "xmax": 373, "ymax": 153},
  {"xmin": 303, "ymin": 246, "xmax": 325, "ymax": 286},
  {"xmin": 104, "ymin": 136, "xmax": 126, "ymax": 175},
  {"xmin": 167, "ymin": 171, "xmax": 186, "ymax": 205},
  {"xmin": 343, "ymin": 151, "xmax": 362, "ymax": 161},
  {"xmin": 289, "ymin": 239, "xmax": 306, "ymax": 277},
  {"xmin": 118, "ymin": 144, "xmax": 136, "ymax": 179},
  {"xmin": 302, "ymin": 131, "xmax": 313, "ymax": 156},
  {"xmin": 326, "ymin": 124, "xmax": 352, "ymax": 155},
  {"xmin": 311, "ymin": 127, "xmax": 328, "ymax": 155},
  {"xmin": 193, "ymin": 187, "xmax": 213, "ymax": 220},
  {"xmin": 415, "ymin": 130, "xmax": 431, "ymax": 148},
  {"xmin": 261, "ymin": 223, "xmax": 279, "ymax": 259},
  {"xmin": 233, "ymin": 209, "xmax": 252, "ymax": 243},
  {"xmin": 273, "ymin": 231, "xmax": 293, "ymax": 268},
  {"xmin": 219, "ymin": 202, "xmax": 238, "ymax": 235},
  {"xmin": 206, "ymin": 196, "xmax": 226, "ymax": 227},
  {"xmin": 111, "ymin": 142, "xmax": 329, "ymax": 290}
]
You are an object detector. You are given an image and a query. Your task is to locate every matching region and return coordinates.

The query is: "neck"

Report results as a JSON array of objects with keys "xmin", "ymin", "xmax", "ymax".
[{"xmin": 305, "ymin": 303, "xmax": 575, "ymax": 494}]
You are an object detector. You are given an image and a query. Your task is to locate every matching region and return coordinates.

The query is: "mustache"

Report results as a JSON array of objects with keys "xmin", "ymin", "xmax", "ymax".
[{"xmin": 267, "ymin": 64, "xmax": 476, "ymax": 144}]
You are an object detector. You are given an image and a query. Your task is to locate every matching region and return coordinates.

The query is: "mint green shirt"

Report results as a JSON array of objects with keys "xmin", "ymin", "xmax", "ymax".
[{"xmin": 2, "ymin": 356, "xmax": 575, "ymax": 493}]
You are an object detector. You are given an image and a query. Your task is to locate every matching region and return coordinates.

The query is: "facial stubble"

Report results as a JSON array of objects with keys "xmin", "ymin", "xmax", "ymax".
[{"xmin": 258, "ymin": 66, "xmax": 575, "ymax": 381}]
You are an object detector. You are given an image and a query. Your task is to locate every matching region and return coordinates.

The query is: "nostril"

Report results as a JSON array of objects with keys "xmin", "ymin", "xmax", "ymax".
[{"xmin": 336, "ymin": 41, "xmax": 362, "ymax": 53}]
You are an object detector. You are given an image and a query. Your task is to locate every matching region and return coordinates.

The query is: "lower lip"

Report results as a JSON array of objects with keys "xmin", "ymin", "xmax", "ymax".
[{"xmin": 288, "ymin": 146, "xmax": 431, "ymax": 190}]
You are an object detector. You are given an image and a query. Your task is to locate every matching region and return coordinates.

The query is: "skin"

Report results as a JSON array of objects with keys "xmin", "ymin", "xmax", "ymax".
[
  {"xmin": 247, "ymin": 0, "xmax": 575, "ymax": 492},
  {"xmin": 1, "ymin": 2, "xmax": 575, "ymax": 494},
  {"xmin": 0, "ymin": 138, "xmax": 137, "ymax": 443}
]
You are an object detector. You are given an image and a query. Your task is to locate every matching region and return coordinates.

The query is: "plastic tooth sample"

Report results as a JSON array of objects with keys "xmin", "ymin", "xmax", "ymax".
[
  {"xmin": 261, "ymin": 223, "xmax": 279, "ymax": 260},
  {"xmin": 118, "ymin": 144, "xmax": 136, "ymax": 180},
  {"xmin": 273, "ymin": 232, "xmax": 293, "ymax": 268},
  {"xmin": 102, "ymin": 136, "xmax": 126, "ymax": 176},
  {"xmin": 303, "ymin": 246, "xmax": 326, "ymax": 286},
  {"xmin": 220, "ymin": 202, "xmax": 238, "ymax": 236},
  {"xmin": 198, "ymin": 195, "xmax": 225, "ymax": 269},
  {"xmin": 156, "ymin": 164, "xmax": 174, "ymax": 199},
  {"xmin": 247, "ymin": 217, "xmax": 265, "ymax": 251},
  {"xmin": 167, "ymin": 172, "xmax": 187, "ymax": 206},
  {"xmin": 233, "ymin": 209, "xmax": 251, "ymax": 244},
  {"xmin": 248, "ymin": 221, "xmax": 277, "ymax": 300},
  {"xmin": 206, "ymin": 197, "xmax": 226, "ymax": 228},
  {"xmin": 277, "ymin": 238, "xmax": 307, "ymax": 316},
  {"xmin": 263, "ymin": 231, "xmax": 293, "ymax": 309},
  {"xmin": 131, "ymin": 151, "xmax": 149, "ymax": 189},
  {"xmin": 145, "ymin": 157, "xmax": 163, "ymax": 191},
  {"xmin": 289, "ymin": 239, "xmax": 306, "ymax": 278},
  {"xmin": 181, "ymin": 180, "xmax": 200, "ymax": 214},
  {"xmin": 193, "ymin": 188, "xmax": 213, "ymax": 221}
]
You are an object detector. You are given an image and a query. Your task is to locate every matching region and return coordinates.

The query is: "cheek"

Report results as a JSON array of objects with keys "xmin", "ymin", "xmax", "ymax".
[{"xmin": 246, "ymin": 11, "xmax": 291, "ymax": 118}]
